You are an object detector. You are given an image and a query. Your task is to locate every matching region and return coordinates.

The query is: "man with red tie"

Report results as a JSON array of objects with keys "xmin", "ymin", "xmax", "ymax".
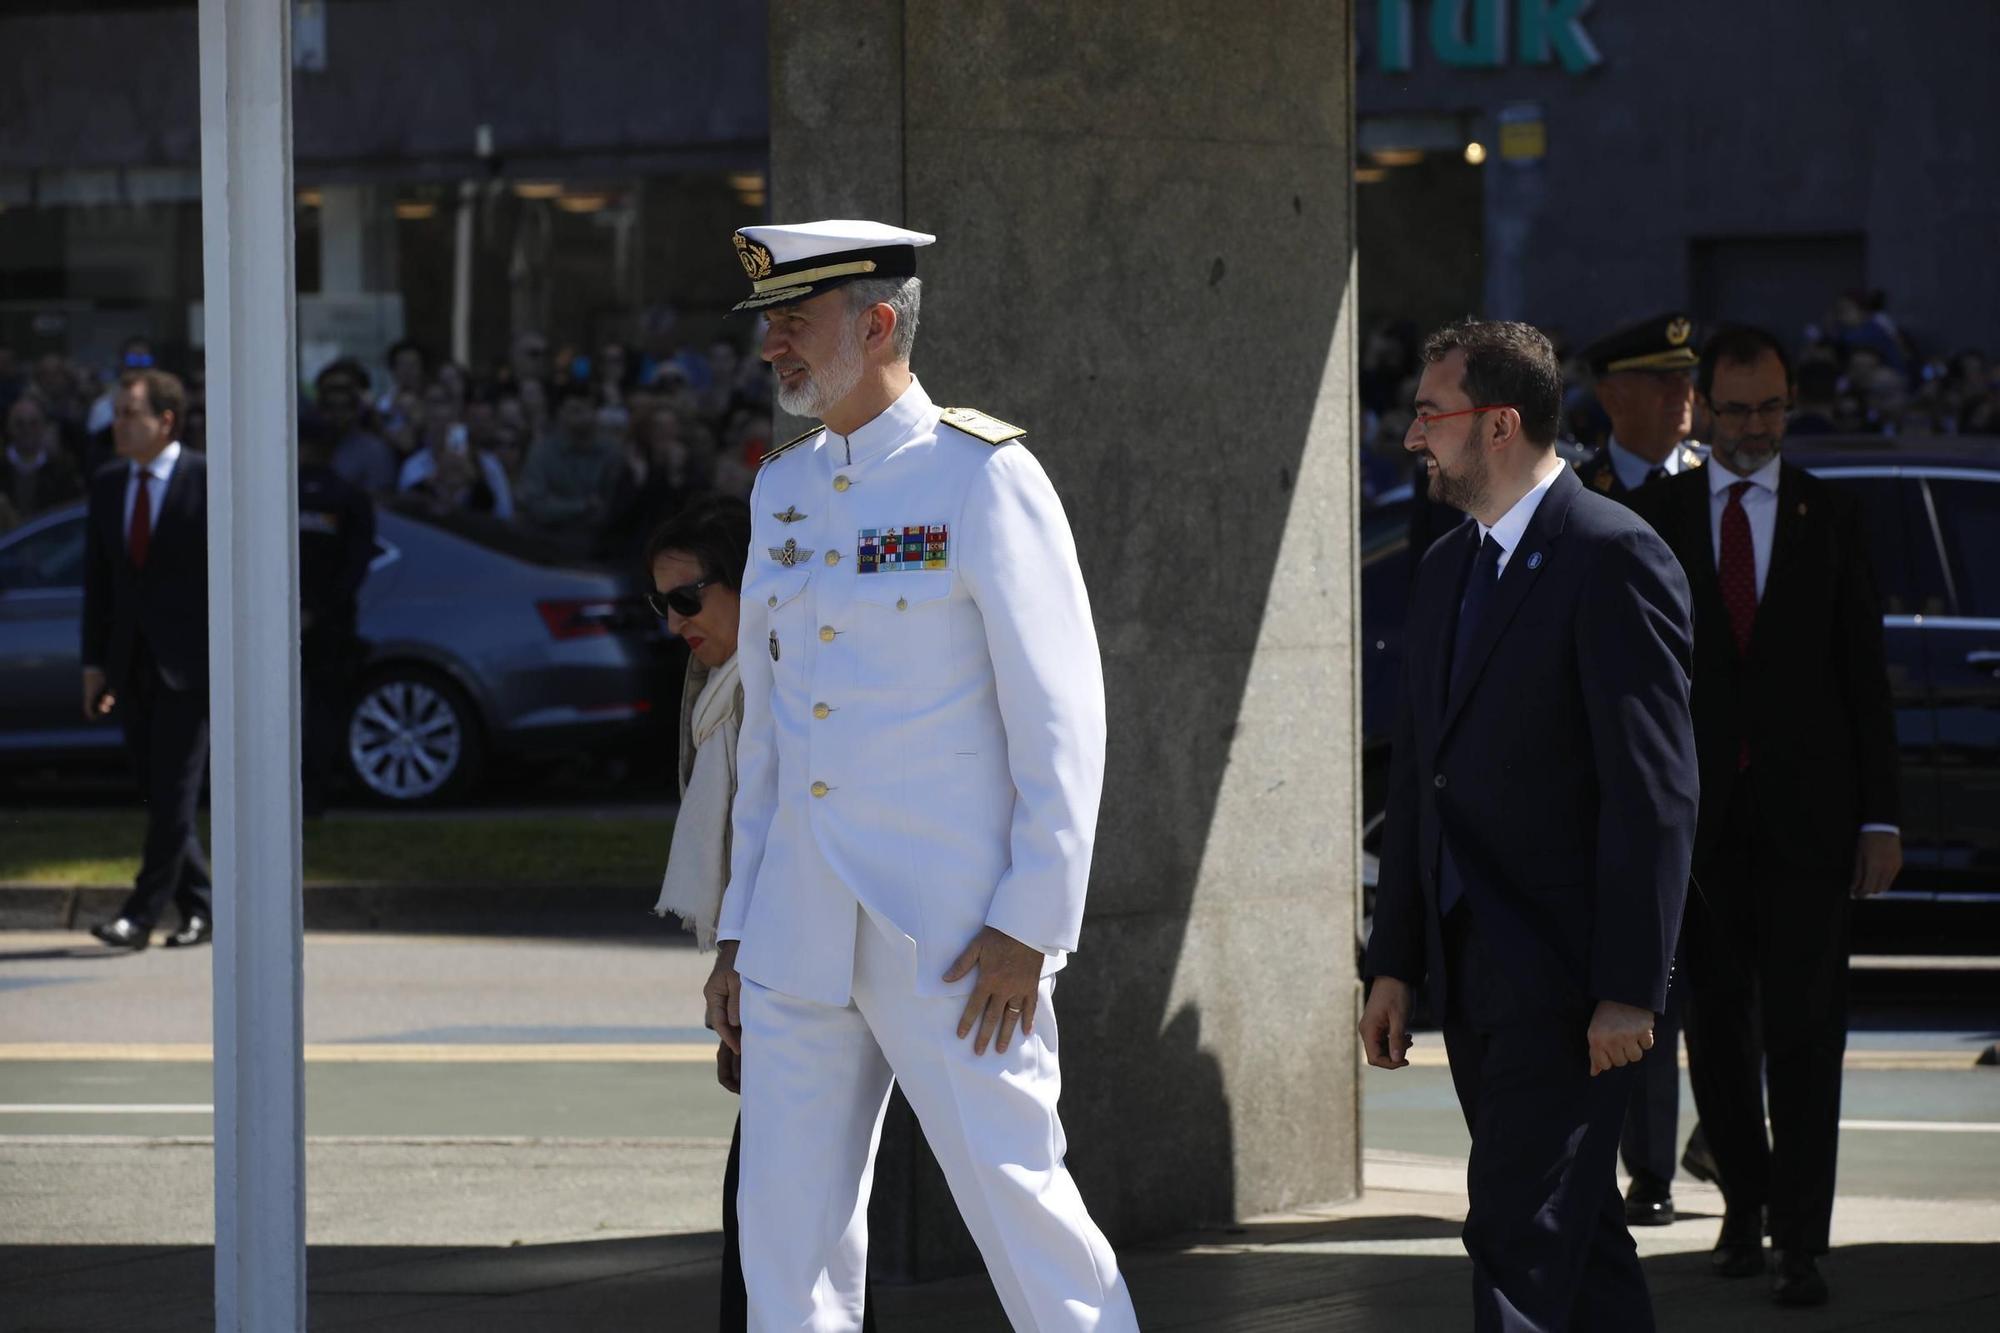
[
  {"xmin": 1629, "ymin": 326, "xmax": 1902, "ymax": 1308},
  {"xmin": 81, "ymin": 369, "xmax": 212, "ymax": 950}
]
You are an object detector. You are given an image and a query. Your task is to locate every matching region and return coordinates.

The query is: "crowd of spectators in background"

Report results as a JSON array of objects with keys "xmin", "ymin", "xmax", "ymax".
[
  {"xmin": 1357, "ymin": 288, "xmax": 2000, "ymax": 505},
  {"xmin": 0, "ymin": 328, "xmax": 776, "ymax": 565}
]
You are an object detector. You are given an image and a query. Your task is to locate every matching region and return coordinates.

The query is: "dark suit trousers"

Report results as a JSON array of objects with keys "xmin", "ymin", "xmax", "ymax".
[
  {"xmin": 115, "ymin": 643, "xmax": 212, "ymax": 930},
  {"xmin": 722, "ymin": 1114, "xmax": 875, "ymax": 1333},
  {"xmin": 1441, "ymin": 907, "xmax": 1654, "ymax": 1333},
  {"xmin": 1619, "ymin": 937, "xmax": 1684, "ymax": 1185},
  {"xmin": 1684, "ymin": 780, "xmax": 1850, "ymax": 1254}
]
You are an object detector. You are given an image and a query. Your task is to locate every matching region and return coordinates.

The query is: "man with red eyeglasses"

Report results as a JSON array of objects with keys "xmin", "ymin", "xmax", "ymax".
[{"xmin": 1361, "ymin": 319, "xmax": 1697, "ymax": 1331}]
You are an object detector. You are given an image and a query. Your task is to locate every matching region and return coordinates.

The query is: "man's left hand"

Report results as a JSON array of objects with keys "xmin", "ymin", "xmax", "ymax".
[
  {"xmin": 1586, "ymin": 999, "xmax": 1656, "ymax": 1077},
  {"xmin": 943, "ymin": 925, "xmax": 1044, "ymax": 1056},
  {"xmin": 1850, "ymin": 830, "xmax": 1903, "ymax": 899}
]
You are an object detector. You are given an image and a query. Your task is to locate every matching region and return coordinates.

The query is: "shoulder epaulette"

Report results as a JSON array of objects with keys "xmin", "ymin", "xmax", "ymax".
[
  {"xmin": 939, "ymin": 406, "xmax": 1026, "ymax": 446},
  {"xmin": 760, "ymin": 424, "xmax": 822, "ymax": 466}
]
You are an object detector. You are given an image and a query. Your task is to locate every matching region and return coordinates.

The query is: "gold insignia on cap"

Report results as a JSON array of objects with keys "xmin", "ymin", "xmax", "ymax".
[
  {"xmin": 735, "ymin": 233, "xmax": 774, "ymax": 281},
  {"xmin": 1666, "ymin": 318, "xmax": 1692, "ymax": 347}
]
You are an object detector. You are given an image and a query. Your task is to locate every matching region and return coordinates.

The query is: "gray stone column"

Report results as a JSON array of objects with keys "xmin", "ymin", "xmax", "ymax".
[{"xmin": 770, "ymin": 0, "xmax": 1361, "ymax": 1276}]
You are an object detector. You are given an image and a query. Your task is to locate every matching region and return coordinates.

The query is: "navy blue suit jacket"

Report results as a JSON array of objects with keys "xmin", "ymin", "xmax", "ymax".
[{"xmin": 1366, "ymin": 464, "xmax": 1698, "ymax": 1019}]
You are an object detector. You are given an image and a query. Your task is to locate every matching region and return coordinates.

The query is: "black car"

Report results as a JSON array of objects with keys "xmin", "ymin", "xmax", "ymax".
[{"xmin": 1359, "ymin": 439, "xmax": 2000, "ymax": 909}]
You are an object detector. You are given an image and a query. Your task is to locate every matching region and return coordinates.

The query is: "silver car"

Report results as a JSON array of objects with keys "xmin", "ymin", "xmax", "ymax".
[{"xmin": 0, "ymin": 501, "xmax": 672, "ymax": 805}]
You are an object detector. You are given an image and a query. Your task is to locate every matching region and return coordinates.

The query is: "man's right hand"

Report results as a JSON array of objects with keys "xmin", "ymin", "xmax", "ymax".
[
  {"xmin": 1358, "ymin": 976, "xmax": 1414, "ymax": 1070},
  {"xmin": 704, "ymin": 939, "xmax": 743, "ymax": 1056},
  {"xmin": 81, "ymin": 668, "xmax": 113, "ymax": 720}
]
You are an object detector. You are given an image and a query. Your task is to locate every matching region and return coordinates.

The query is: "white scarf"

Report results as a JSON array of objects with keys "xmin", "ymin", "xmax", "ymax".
[{"xmin": 653, "ymin": 652, "xmax": 742, "ymax": 950}]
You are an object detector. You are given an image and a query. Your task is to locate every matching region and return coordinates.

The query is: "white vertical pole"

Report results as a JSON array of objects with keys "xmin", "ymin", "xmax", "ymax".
[
  {"xmin": 198, "ymin": 0, "xmax": 306, "ymax": 1328},
  {"xmin": 451, "ymin": 180, "xmax": 474, "ymax": 368}
]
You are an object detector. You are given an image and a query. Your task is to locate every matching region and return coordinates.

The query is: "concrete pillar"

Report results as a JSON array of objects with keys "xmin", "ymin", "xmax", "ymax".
[{"xmin": 770, "ymin": 1, "xmax": 1361, "ymax": 1276}]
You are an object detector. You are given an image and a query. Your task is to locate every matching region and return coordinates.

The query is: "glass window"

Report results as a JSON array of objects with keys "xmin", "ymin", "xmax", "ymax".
[
  {"xmin": 0, "ymin": 517, "xmax": 86, "ymax": 592},
  {"xmin": 1928, "ymin": 478, "xmax": 2000, "ymax": 619},
  {"xmin": 1828, "ymin": 475, "xmax": 1916, "ymax": 615}
]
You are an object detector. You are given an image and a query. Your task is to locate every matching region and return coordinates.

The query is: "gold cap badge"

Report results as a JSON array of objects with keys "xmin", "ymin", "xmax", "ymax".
[
  {"xmin": 1666, "ymin": 317, "xmax": 1692, "ymax": 347},
  {"xmin": 734, "ymin": 233, "xmax": 774, "ymax": 281}
]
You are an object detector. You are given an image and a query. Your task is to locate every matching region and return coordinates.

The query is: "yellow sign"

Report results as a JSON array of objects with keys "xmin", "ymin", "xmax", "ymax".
[{"xmin": 1500, "ymin": 120, "xmax": 1547, "ymax": 161}]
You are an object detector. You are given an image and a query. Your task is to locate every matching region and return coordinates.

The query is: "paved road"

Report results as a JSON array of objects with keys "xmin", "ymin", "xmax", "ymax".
[{"xmin": 3, "ymin": 930, "xmax": 1996, "ymax": 1240}]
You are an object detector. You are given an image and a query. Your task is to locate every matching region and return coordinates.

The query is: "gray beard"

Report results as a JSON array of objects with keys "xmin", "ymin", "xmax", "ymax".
[{"xmin": 773, "ymin": 326, "xmax": 865, "ymax": 419}]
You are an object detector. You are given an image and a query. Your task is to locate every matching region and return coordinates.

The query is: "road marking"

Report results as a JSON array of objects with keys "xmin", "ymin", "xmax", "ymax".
[
  {"xmin": 0, "ymin": 1043, "xmax": 716, "ymax": 1063},
  {"xmin": 0, "ymin": 1104, "xmax": 212, "ymax": 1114},
  {"xmin": 1839, "ymin": 1119, "xmax": 2000, "ymax": 1134},
  {"xmin": 1389, "ymin": 1046, "xmax": 1978, "ymax": 1072}
]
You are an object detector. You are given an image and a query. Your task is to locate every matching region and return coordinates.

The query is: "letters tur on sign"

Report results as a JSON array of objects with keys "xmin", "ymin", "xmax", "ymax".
[{"xmin": 1373, "ymin": 0, "xmax": 1603, "ymax": 76}]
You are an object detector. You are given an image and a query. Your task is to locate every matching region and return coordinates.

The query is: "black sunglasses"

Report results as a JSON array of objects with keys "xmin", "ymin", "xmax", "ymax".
[{"xmin": 648, "ymin": 577, "xmax": 718, "ymax": 619}]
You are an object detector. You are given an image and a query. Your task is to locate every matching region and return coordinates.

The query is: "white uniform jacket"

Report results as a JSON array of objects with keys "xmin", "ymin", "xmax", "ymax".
[{"xmin": 717, "ymin": 378, "xmax": 1106, "ymax": 1007}]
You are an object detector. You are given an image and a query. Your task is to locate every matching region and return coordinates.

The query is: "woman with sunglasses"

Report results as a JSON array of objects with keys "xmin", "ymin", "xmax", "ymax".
[{"xmin": 646, "ymin": 494, "xmax": 875, "ymax": 1331}]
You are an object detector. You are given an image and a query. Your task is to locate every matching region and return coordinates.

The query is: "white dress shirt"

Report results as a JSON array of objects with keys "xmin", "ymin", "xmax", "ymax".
[
  {"xmin": 1476, "ymin": 459, "xmax": 1566, "ymax": 573},
  {"xmin": 122, "ymin": 441, "xmax": 183, "ymax": 543},
  {"xmin": 1706, "ymin": 453, "xmax": 1897, "ymax": 836},
  {"xmin": 1607, "ymin": 435, "xmax": 1695, "ymax": 493},
  {"xmin": 1706, "ymin": 453, "xmax": 1781, "ymax": 599}
]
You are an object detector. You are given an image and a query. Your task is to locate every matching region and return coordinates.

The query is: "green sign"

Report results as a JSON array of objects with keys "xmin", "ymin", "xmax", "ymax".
[{"xmin": 1374, "ymin": 0, "xmax": 1603, "ymax": 75}]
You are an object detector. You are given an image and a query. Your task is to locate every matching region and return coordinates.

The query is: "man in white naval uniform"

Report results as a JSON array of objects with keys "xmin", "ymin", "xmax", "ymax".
[{"xmin": 703, "ymin": 219, "xmax": 1138, "ymax": 1332}]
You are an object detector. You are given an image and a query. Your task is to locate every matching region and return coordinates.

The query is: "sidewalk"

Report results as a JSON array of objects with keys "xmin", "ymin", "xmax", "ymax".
[{"xmin": 4, "ymin": 1149, "xmax": 1994, "ymax": 1330}]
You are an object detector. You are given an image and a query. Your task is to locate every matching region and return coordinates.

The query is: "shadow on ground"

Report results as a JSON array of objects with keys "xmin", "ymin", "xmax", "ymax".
[{"xmin": 4, "ymin": 1228, "xmax": 1995, "ymax": 1332}]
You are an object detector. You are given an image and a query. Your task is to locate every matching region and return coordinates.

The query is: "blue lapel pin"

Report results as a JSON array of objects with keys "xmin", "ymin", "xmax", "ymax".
[{"xmin": 1527, "ymin": 551, "xmax": 1544, "ymax": 571}]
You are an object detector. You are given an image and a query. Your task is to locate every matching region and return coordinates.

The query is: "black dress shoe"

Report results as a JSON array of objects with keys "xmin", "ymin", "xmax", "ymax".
[
  {"xmin": 1624, "ymin": 1172, "xmax": 1676, "ymax": 1226},
  {"xmin": 1772, "ymin": 1250, "xmax": 1829, "ymax": 1306},
  {"xmin": 1680, "ymin": 1124, "xmax": 1722, "ymax": 1188},
  {"xmin": 1712, "ymin": 1210, "xmax": 1766, "ymax": 1278},
  {"xmin": 165, "ymin": 916, "xmax": 212, "ymax": 948},
  {"xmin": 90, "ymin": 918, "xmax": 150, "ymax": 950}
]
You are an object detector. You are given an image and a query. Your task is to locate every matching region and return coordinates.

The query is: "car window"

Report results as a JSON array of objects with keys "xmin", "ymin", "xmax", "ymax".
[
  {"xmin": 0, "ymin": 517, "xmax": 85, "ymax": 592},
  {"xmin": 1825, "ymin": 476, "xmax": 1920, "ymax": 615},
  {"xmin": 1928, "ymin": 478, "xmax": 2000, "ymax": 619}
]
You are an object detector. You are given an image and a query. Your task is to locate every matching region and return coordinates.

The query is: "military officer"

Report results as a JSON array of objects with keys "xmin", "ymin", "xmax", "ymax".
[
  {"xmin": 702, "ymin": 219, "xmax": 1137, "ymax": 1333},
  {"xmin": 1576, "ymin": 311, "xmax": 1711, "ymax": 1227},
  {"xmin": 1576, "ymin": 312, "xmax": 1707, "ymax": 503}
]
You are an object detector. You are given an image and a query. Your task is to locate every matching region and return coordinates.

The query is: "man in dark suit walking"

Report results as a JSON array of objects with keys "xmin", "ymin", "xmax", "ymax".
[
  {"xmin": 1628, "ymin": 326, "xmax": 1901, "ymax": 1308},
  {"xmin": 1360, "ymin": 320, "xmax": 1698, "ymax": 1332},
  {"xmin": 81, "ymin": 369, "xmax": 212, "ymax": 951}
]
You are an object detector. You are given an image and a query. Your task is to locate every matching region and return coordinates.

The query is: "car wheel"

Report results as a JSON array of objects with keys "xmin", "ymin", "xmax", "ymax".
[{"xmin": 345, "ymin": 666, "xmax": 483, "ymax": 806}]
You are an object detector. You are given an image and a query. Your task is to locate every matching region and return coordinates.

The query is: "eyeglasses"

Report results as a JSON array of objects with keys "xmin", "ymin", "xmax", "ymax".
[
  {"xmin": 647, "ymin": 577, "xmax": 718, "ymax": 619},
  {"xmin": 1414, "ymin": 404, "xmax": 1519, "ymax": 429},
  {"xmin": 1710, "ymin": 399, "xmax": 1790, "ymax": 426}
]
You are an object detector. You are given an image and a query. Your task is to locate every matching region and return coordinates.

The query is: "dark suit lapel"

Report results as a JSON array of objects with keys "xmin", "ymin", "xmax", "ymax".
[
  {"xmin": 1749, "ymin": 464, "xmax": 1807, "ymax": 665},
  {"xmin": 151, "ymin": 452, "xmax": 200, "ymax": 549},
  {"xmin": 1440, "ymin": 466, "xmax": 1578, "ymax": 739}
]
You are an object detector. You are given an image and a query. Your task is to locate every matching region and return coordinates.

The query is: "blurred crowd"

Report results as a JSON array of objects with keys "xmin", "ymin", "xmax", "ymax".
[
  {"xmin": 1357, "ymin": 288, "xmax": 2000, "ymax": 505},
  {"xmin": 0, "ymin": 329, "xmax": 776, "ymax": 563}
]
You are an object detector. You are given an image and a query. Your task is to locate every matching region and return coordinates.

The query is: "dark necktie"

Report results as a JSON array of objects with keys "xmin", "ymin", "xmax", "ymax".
[
  {"xmin": 1439, "ymin": 533, "xmax": 1503, "ymax": 916},
  {"xmin": 1719, "ymin": 480, "xmax": 1758, "ymax": 769},
  {"xmin": 1718, "ymin": 481, "xmax": 1757, "ymax": 655},
  {"xmin": 1448, "ymin": 533, "xmax": 1503, "ymax": 699},
  {"xmin": 127, "ymin": 470, "xmax": 152, "ymax": 571}
]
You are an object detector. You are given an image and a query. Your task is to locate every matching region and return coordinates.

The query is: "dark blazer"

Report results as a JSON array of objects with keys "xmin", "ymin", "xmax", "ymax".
[
  {"xmin": 82, "ymin": 450, "xmax": 209, "ymax": 693},
  {"xmin": 1367, "ymin": 465, "xmax": 1698, "ymax": 1018},
  {"xmin": 1628, "ymin": 464, "xmax": 1898, "ymax": 876}
]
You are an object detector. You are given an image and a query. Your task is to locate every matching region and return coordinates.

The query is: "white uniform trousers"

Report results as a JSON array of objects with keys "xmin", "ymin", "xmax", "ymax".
[{"xmin": 738, "ymin": 907, "xmax": 1138, "ymax": 1332}]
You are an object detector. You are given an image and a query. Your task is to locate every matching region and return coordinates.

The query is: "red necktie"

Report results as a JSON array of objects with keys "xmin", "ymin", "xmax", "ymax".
[
  {"xmin": 127, "ymin": 470, "xmax": 152, "ymax": 570},
  {"xmin": 1719, "ymin": 480, "xmax": 1757, "ymax": 769}
]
